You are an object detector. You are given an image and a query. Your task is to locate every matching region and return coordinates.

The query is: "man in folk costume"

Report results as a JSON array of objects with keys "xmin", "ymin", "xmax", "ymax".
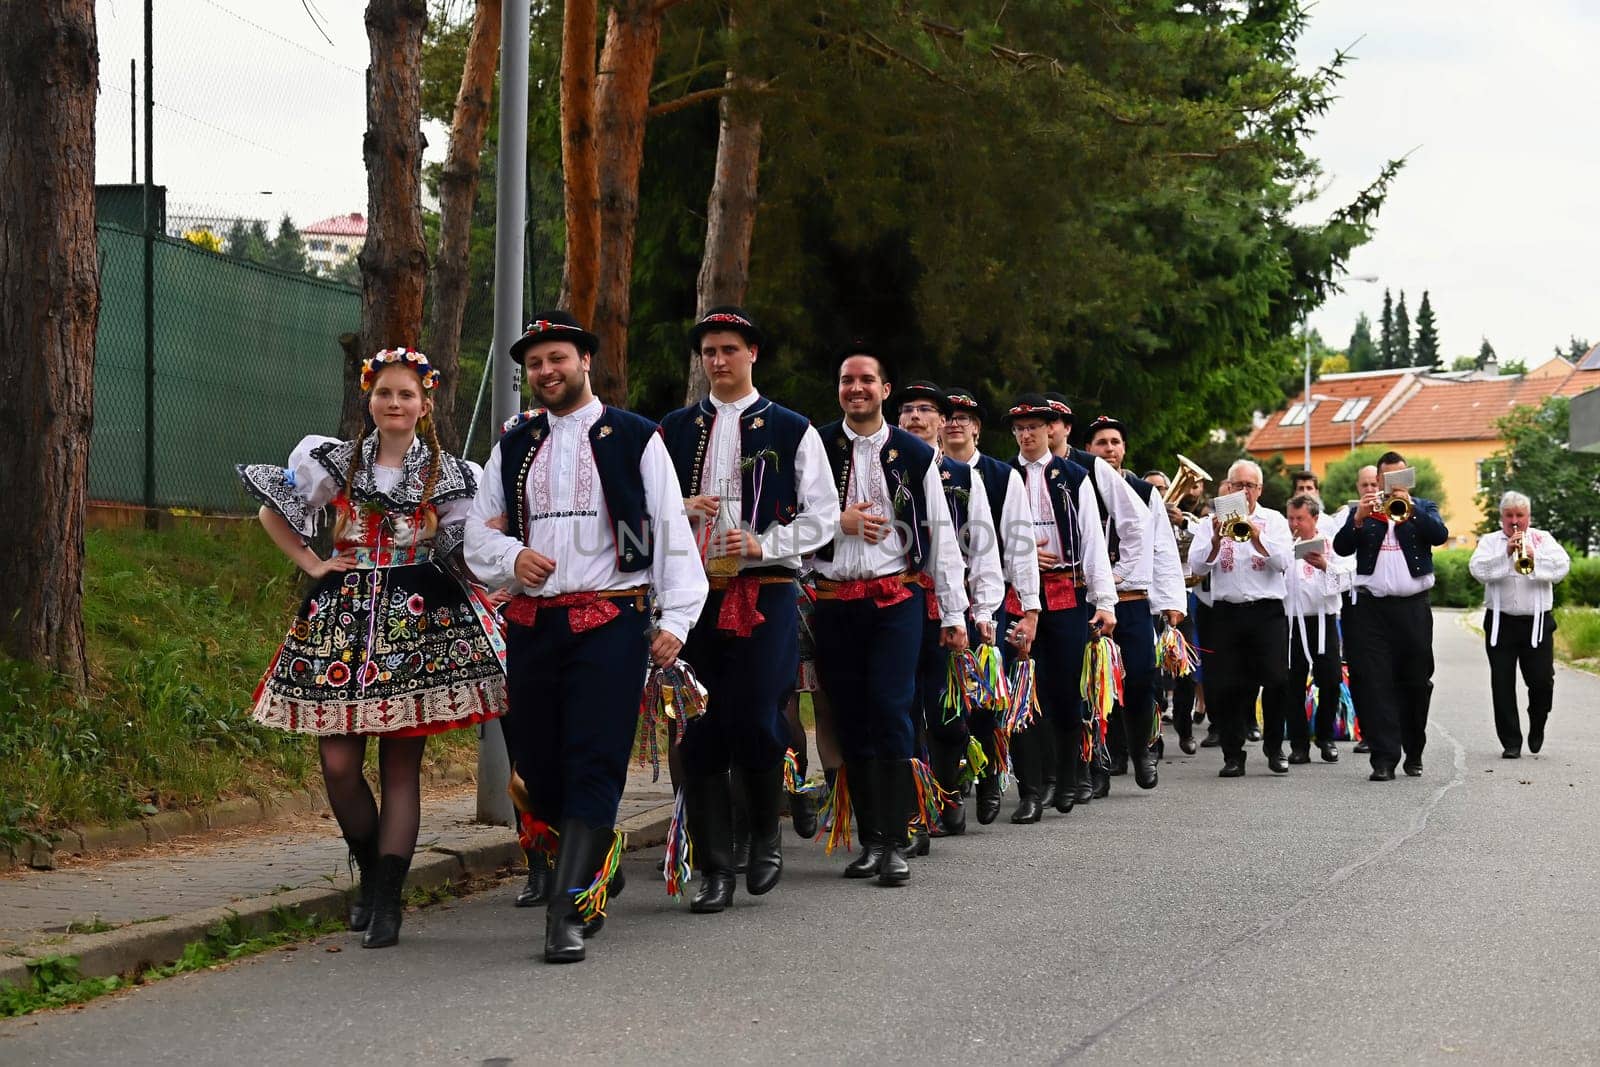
[
  {"xmin": 940, "ymin": 386, "xmax": 1041, "ymax": 825},
  {"xmin": 1003, "ymin": 396, "xmax": 1118, "ymax": 823},
  {"xmin": 1041, "ymin": 393, "xmax": 1151, "ymax": 803},
  {"xmin": 813, "ymin": 345, "xmax": 970, "ymax": 887},
  {"xmin": 894, "ymin": 380, "xmax": 1005, "ymax": 843},
  {"xmin": 1082, "ymin": 415, "xmax": 1186, "ymax": 791},
  {"xmin": 659, "ymin": 307, "xmax": 838, "ymax": 913},
  {"xmin": 466, "ymin": 311, "xmax": 708, "ymax": 964}
]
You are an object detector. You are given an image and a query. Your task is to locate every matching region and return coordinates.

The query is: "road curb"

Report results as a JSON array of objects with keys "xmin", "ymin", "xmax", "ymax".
[
  {"xmin": 4, "ymin": 761, "xmax": 476, "ymax": 871},
  {"xmin": 0, "ymin": 800, "xmax": 673, "ymax": 990}
]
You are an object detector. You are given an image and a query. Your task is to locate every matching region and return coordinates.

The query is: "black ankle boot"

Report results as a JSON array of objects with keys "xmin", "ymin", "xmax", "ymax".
[
  {"xmin": 684, "ymin": 775, "xmax": 736, "ymax": 913},
  {"xmin": 515, "ymin": 847, "xmax": 553, "ymax": 908},
  {"xmin": 738, "ymin": 764, "xmax": 785, "ymax": 896},
  {"xmin": 1051, "ymin": 722, "xmax": 1078, "ymax": 814},
  {"xmin": 975, "ymin": 773, "xmax": 1001, "ymax": 825},
  {"xmin": 361, "ymin": 854, "xmax": 410, "ymax": 949},
  {"xmin": 545, "ymin": 821, "xmax": 606, "ymax": 964},
  {"xmin": 875, "ymin": 760, "xmax": 912, "ymax": 887},
  {"xmin": 841, "ymin": 763, "xmax": 883, "ymax": 879},
  {"xmin": 344, "ymin": 835, "xmax": 378, "ymax": 931},
  {"xmin": 929, "ymin": 738, "xmax": 967, "ymax": 836},
  {"xmin": 788, "ymin": 789, "xmax": 818, "ymax": 839}
]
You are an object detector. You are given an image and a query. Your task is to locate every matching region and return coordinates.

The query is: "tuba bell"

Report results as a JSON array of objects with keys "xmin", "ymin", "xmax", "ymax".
[{"xmin": 1164, "ymin": 453, "xmax": 1212, "ymax": 511}]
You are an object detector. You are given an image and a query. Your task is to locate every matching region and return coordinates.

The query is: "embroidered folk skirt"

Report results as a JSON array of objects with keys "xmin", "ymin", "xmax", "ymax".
[{"xmin": 251, "ymin": 562, "xmax": 506, "ymax": 737}]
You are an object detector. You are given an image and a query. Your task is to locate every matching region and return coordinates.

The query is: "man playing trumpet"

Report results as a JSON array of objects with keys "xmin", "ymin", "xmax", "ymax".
[{"xmin": 1468, "ymin": 491, "xmax": 1571, "ymax": 758}]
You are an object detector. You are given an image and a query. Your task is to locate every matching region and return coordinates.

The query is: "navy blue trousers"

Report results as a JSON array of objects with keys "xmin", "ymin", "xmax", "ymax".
[
  {"xmin": 1034, "ymin": 600, "xmax": 1090, "ymax": 733},
  {"xmin": 814, "ymin": 593, "xmax": 923, "ymax": 762},
  {"xmin": 1107, "ymin": 599, "xmax": 1157, "ymax": 755},
  {"xmin": 504, "ymin": 599, "xmax": 650, "ymax": 828},
  {"xmin": 679, "ymin": 581, "xmax": 799, "ymax": 776}
]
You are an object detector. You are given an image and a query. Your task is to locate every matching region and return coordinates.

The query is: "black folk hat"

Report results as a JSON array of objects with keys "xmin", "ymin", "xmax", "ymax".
[
  {"xmin": 944, "ymin": 385, "xmax": 987, "ymax": 422},
  {"xmin": 893, "ymin": 379, "xmax": 952, "ymax": 416},
  {"xmin": 1083, "ymin": 414, "xmax": 1130, "ymax": 443},
  {"xmin": 510, "ymin": 310, "xmax": 599, "ymax": 362},
  {"xmin": 1042, "ymin": 391, "xmax": 1075, "ymax": 424},
  {"xmin": 688, "ymin": 306, "xmax": 766, "ymax": 353},
  {"xmin": 1003, "ymin": 393, "xmax": 1063, "ymax": 425}
]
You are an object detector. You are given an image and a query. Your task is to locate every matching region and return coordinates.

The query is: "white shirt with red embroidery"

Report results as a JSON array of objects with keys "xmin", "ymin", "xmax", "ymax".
[
  {"xmin": 1355, "ymin": 520, "xmax": 1433, "ymax": 599},
  {"xmin": 1188, "ymin": 505, "xmax": 1292, "ymax": 604}
]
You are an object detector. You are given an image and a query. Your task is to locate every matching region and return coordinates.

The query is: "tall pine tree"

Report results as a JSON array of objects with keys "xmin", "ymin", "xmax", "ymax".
[
  {"xmin": 1394, "ymin": 290, "xmax": 1411, "ymax": 367},
  {"xmin": 1348, "ymin": 312, "xmax": 1378, "ymax": 371},
  {"xmin": 1413, "ymin": 290, "xmax": 1439, "ymax": 367},
  {"xmin": 1379, "ymin": 289, "xmax": 1395, "ymax": 368},
  {"xmin": 1477, "ymin": 337, "xmax": 1497, "ymax": 370}
]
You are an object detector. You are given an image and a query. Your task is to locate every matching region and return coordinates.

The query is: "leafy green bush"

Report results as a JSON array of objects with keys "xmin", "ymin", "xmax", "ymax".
[
  {"xmin": 1430, "ymin": 548, "xmax": 1483, "ymax": 608},
  {"xmin": 1555, "ymin": 607, "xmax": 1600, "ymax": 662},
  {"xmin": 1563, "ymin": 555, "xmax": 1600, "ymax": 608}
]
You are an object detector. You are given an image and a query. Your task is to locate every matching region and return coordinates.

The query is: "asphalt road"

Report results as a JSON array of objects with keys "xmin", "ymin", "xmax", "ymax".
[{"xmin": 7, "ymin": 608, "xmax": 1599, "ymax": 1065}]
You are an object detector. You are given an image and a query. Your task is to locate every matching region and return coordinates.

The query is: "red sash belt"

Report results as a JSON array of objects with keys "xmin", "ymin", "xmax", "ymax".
[
  {"xmin": 815, "ymin": 574, "xmax": 917, "ymax": 609},
  {"xmin": 1040, "ymin": 569, "xmax": 1081, "ymax": 612},
  {"xmin": 915, "ymin": 572, "xmax": 940, "ymax": 621},
  {"xmin": 711, "ymin": 574, "xmax": 795, "ymax": 638},
  {"xmin": 503, "ymin": 586, "xmax": 647, "ymax": 634}
]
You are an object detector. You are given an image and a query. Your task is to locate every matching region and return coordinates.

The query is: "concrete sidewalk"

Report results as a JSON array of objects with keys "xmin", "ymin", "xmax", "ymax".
[{"xmin": 0, "ymin": 767, "xmax": 676, "ymax": 988}]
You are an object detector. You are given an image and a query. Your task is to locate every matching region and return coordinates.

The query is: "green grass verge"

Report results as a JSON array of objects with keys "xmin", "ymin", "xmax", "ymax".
[
  {"xmin": 0, "ymin": 906, "xmax": 342, "ymax": 1019},
  {"xmin": 1555, "ymin": 606, "xmax": 1600, "ymax": 666},
  {"xmin": 0, "ymin": 522, "xmax": 476, "ymax": 839}
]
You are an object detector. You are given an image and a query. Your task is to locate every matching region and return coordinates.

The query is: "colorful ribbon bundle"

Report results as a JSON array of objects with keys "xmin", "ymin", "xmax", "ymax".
[
  {"xmin": 573, "ymin": 830, "xmax": 627, "ymax": 922},
  {"xmin": 662, "ymin": 790, "xmax": 693, "ymax": 898},
  {"xmin": 1156, "ymin": 626, "xmax": 1198, "ymax": 678},
  {"xmin": 783, "ymin": 747, "xmax": 825, "ymax": 797},
  {"xmin": 1305, "ymin": 665, "xmax": 1362, "ymax": 741},
  {"xmin": 817, "ymin": 765, "xmax": 853, "ymax": 854},
  {"xmin": 1002, "ymin": 658, "xmax": 1041, "ymax": 735},
  {"xmin": 636, "ymin": 660, "xmax": 710, "ymax": 781},
  {"xmin": 1080, "ymin": 636, "xmax": 1124, "ymax": 761},
  {"xmin": 973, "ymin": 643, "xmax": 1010, "ymax": 712},
  {"xmin": 941, "ymin": 649, "xmax": 985, "ymax": 723},
  {"xmin": 910, "ymin": 758, "xmax": 954, "ymax": 829},
  {"xmin": 960, "ymin": 735, "xmax": 989, "ymax": 787}
]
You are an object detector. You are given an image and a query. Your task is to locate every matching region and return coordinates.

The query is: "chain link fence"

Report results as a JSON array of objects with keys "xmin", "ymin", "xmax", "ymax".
[{"xmin": 91, "ymin": 221, "xmax": 359, "ymax": 513}]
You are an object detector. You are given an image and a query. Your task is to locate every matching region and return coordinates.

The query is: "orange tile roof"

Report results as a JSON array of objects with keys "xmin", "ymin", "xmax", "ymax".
[
  {"xmin": 1373, "ymin": 369, "xmax": 1600, "ymax": 442},
  {"xmin": 1245, "ymin": 371, "xmax": 1412, "ymax": 452}
]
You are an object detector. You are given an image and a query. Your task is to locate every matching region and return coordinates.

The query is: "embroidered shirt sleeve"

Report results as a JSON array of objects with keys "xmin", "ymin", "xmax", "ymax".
[{"xmin": 235, "ymin": 433, "xmax": 343, "ymax": 539}]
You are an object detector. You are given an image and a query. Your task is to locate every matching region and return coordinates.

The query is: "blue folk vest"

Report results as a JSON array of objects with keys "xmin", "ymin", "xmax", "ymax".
[
  {"xmin": 974, "ymin": 452, "xmax": 1015, "ymax": 568},
  {"xmin": 815, "ymin": 420, "xmax": 934, "ymax": 571},
  {"xmin": 1013, "ymin": 453, "xmax": 1090, "ymax": 566},
  {"xmin": 498, "ymin": 405, "xmax": 658, "ymax": 573},
  {"xmin": 1069, "ymin": 446, "xmax": 1120, "ymax": 565},
  {"xmin": 659, "ymin": 396, "xmax": 807, "ymax": 534}
]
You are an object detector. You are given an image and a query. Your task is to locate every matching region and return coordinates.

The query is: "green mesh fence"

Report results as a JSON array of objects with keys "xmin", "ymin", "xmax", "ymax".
[{"xmin": 92, "ymin": 223, "xmax": 359, "ymax": 513}]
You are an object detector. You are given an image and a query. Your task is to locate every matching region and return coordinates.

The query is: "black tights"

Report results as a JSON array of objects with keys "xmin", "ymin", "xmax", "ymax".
[{"xmin": 319, "ymin": 734, "xmax": 427, "ymax": 859}]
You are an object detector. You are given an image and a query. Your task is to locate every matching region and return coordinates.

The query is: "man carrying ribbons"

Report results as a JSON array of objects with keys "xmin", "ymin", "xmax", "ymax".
[
  {"xmin": 466, "ymin": 311, "xmax": 708, "ymax": 964},
  {"xmin": 895, "ymin": 380, "xmax": 1005, "ymax": 841},
  {"xmin": 1003, "ymin": 395, "xmax": 1117, "ymax": 823},
  {"xmin": 1082, "ymin": 414, "xmax": 1186, "ymax": 792},
  {"xmin": 941, "ymin": 386, "xmax": 1041, "ymax": 824},
  {"xmin": 1042, "ymin": 393, "xmax": 1150, "ymax": 802},
  {"xmin": 659, "ymin": 307, "xmax": 838, "ymax": 913},
  {"xmin": 812, "ymin": 345, "xmax": 969, "ymax": 887}
]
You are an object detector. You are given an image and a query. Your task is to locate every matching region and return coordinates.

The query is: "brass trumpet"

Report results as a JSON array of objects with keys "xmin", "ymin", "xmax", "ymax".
[
  {"xmin": 1383, "ymin": 492, "xmax": 1414, "ymax": 524},
  {"xmin": 1513, "ymin": 538, "xmax": 1535, "ymax": 576},
  {"xmin": 1224, "ymin": 516, "xmax": 1255, "ymax": 542}
]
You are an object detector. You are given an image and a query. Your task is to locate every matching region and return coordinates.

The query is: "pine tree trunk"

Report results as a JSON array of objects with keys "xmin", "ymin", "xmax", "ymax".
[
  {"xmin": 687, "ymin": 60, "xmax": 763, "ymax": 405},
  {"xmin": 0, "ymin": 0, "xmax": 99, "ymax": 687},
  {"xmin": 343, "ymin": 0, "xmax": 429, "ymax": 439},
  {"xmin": 425, "ymin": 0, "xmax": 502, "ymax": 452},
  {"xmin": 558, "ymin": 0, "xmax": 601, "ymax": 331},
  {"xmin": 589, "ymin": 1, "xmax": 663, "ymax": 407}
]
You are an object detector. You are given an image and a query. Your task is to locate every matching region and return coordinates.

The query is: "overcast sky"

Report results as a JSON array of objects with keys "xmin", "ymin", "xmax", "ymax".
[{"xmin": 94, "ymin": 1, "xmax": 1598, "ymax": 367}]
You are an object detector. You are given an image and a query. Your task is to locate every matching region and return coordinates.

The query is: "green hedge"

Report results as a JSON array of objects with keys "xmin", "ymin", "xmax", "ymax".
[{"xmin": 1429, "ymin": 547, "xmax": 1600, "ymax": 608}]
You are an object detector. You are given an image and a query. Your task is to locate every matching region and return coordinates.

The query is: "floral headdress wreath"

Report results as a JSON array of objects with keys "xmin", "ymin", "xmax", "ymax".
[{"xmin": 361, "ymin": 347, "xmax": 442, "ymax": 392}]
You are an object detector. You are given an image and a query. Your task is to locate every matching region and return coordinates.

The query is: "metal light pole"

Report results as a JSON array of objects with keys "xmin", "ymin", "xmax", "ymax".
[{"xmin": 476, "ymin": 0, "xmax": 530, "ymax": 827}]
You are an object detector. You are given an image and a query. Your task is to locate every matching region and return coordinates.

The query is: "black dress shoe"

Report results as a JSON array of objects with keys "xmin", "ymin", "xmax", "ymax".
[
  {"xmin": 1010, "ymin": 794, "xmax": 1043, "ymax": 824},
  {"xmin": 1179, "ymin": 736, "xmax": 1198, "ymax": 755},
  {"xmin": 1091, "ymin": 768, "xmax": 1110, "ymax": 799},
  {"xmin": 685, "ymin": 775, "xmax": 738, "ymax": 911},
  {"xmin": 1529, "ymin": 719, "xmax": 1546, "ymax": 754},
  {"xmin": 738, "ymin": 766, "xmax": 785, "ymax": 897},
  {"xmin": 1354, "ymin": 739, "xmax": 1371, "ymax": 754},
  {"xmin": 1287, "ymin": 746, "xmax": 1311, "ymax": 765},
  {"xmin": 842, "ymin": 762, "xmax": 882, "ymax": 878},
  {"xmin": 1052, "ymin": 783, "xmax": 1075, "ymax": 814},
  {"xmin": 876, "ymin": 844, "xmax": 911, "ymax": 887},
  {"xmin": 844, "ymin": 842, "xmax": 885, "ymax": 878},
  {"xmin": 911, "ymin": 827, "xmax": 931, "ymax": 857},
  {"xmin": 1319, "ymin": 742, "xmax": 1339, "ymax": 763},
  {"xmin": 1369, "ymin": 765, "xmax": 1395, "ymax": 781},
  {"xmin": 1246, "ymin": 727, "xmax": 1262, "ymax": 743},
  {"xmin": 515, "ymin": 853, "xmax": 552, "ymax": 908},
  {"xmin": 1502, "ymin": 748, "xmax": 1521, "ymax": 759},
  {"xmin": 975, "ymin": 775, "xmax": 1001, "ymax": 825},
  {"xmin": 1110, "ymin": 753, "xmax": 1129, "ymax": 776},
  {"xmin": 1266, "ymin": 753, "xmax": 1289, "ymax": 774},
  {"xmin": 1218, "ymin": 757, "xmax": 1245, "ymax": 778},
  {"xmin": 1038, "ymin": 778, "xmax": 1059, "ymax": 810},
  {"xmin": 1200, "ymin": 729, "xmax": 1222, "ymax": 748},
  {"xmin": 1072, "ymin": 772, "xmax": 1094, "ymax": 805},
  {"xmin": 788, "ymin": 790, "xmax": 818, "ymax": 839},
  {"xmin": 1133, "ymin": 753, "xmax": 1158, "ymax": 790},
  {"xmin": 939, "ymin": 798, "xmax": 967, "ymax": 836},
  {"xmin": 1403, "ymin": 761, "xmax": 1422, "ymax": 777}
]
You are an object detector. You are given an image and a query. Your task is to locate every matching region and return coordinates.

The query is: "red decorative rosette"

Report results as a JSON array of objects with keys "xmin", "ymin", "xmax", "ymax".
[{"xmin": 360, "ymin": 347, "xmax": 442, "ymax": 392}]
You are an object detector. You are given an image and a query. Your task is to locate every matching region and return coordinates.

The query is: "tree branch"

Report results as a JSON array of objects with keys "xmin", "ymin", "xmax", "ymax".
[{"xmin": 647, "ymin": 82, "xmax": 770, "ymax": 118}]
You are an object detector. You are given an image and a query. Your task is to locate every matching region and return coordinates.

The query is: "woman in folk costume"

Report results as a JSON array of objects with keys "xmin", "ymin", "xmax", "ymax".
[{"xmin": 237, "ymin": 348, "xmax": 506, "ymax": 949}]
